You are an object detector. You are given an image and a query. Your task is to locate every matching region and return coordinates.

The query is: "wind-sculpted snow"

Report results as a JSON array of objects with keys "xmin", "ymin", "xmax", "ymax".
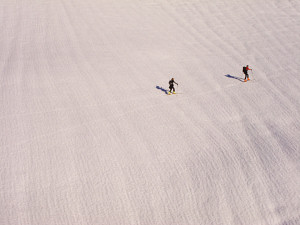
[{"xmin": 1, "ymin": 0, "xmax": 300, "ymax": 224}]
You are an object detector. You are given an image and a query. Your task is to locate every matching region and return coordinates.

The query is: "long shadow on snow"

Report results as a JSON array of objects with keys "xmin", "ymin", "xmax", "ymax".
[
  {"xmin": 156, "ymin": 86, "xmax": 168, "ymax": 95},
  {"xmin": 225, "ymin": 74, "xmax": 244, "ymax": 82}
]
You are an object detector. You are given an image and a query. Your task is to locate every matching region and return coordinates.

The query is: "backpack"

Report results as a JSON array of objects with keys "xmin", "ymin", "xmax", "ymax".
[{"xmin": 243, "ymin": 66, "xmax": 247, "ymax": 73}]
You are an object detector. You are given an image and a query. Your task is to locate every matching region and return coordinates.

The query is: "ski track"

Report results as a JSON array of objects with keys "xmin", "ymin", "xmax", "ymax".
[{"xmin": 1, "ymin": 0, "xmax": 300, "ymax": 225}]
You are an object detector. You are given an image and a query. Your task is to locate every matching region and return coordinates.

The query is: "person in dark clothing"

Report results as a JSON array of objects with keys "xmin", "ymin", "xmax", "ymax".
[
  {"xmin": 169, "ymin": 78, "xmax": 178, "ymax": 94},
  {"xmin": 243, "ymin": 65, "xmax": 252, "ymax": 82}
]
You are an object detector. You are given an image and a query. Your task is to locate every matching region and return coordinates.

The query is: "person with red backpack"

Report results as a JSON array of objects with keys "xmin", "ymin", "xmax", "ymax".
[{"xmin": 243, "ymin": 65, "xmax": 252, "ymax": 82}]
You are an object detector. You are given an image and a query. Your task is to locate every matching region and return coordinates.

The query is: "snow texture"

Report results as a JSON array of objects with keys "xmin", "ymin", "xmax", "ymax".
[{"xmin": 1, "ymin": 0, "xmax": 300, "ymax": 224}]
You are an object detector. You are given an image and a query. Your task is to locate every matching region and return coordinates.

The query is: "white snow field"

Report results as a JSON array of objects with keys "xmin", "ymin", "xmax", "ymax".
[{"xmin": 1, "ymin": 0, "xmax": 300, "ymax": 224}]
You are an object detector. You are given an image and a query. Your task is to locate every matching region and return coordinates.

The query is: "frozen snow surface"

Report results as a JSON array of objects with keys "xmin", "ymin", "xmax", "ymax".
[{"xmin": 1, "ymin": 0, "xmax": 300, "ymax": 224}]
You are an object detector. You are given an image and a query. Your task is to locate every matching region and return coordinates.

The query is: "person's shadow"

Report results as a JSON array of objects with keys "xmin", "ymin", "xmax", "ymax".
[
  {"xmin": 224, "ymin": 74, "xmax": 244, "ymax": 82},
  {"xmin": 156, "ymin": 86, "xmax": 168, "ymax": 94}
]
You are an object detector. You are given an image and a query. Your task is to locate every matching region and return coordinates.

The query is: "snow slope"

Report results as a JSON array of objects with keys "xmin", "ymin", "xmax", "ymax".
[{"xmin": 1, "ymin": 0, "xmax": 300, "ymax": 224}]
